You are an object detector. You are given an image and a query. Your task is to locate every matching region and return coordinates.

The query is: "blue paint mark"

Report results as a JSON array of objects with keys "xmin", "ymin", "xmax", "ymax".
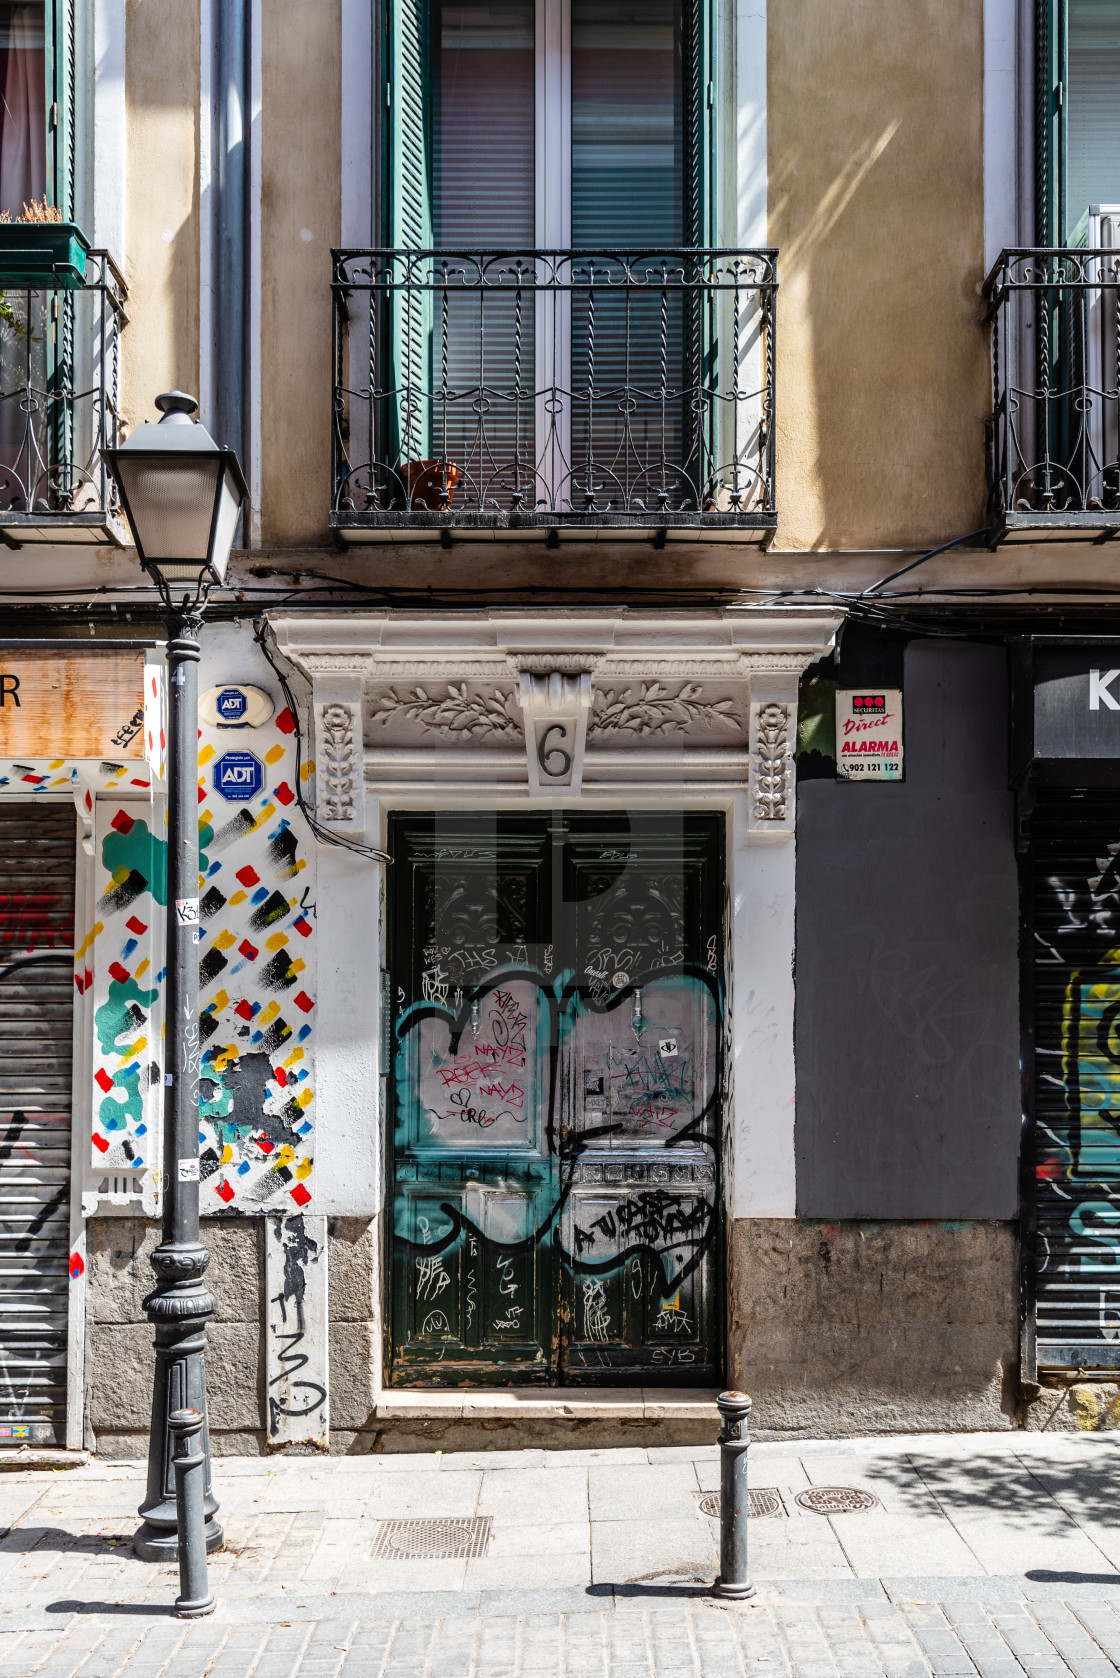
[
  {"xmin": 157, "ymin": 967, "xmax": 167, "ymax": 983},
  {"xmin": 238, "ymin": 1160, "xmax": 250, "ymax": 1174},
  {"xmin": 207, "ymin": 860, "xmax": 222, "ymax": 875},
  {"xmin": 136, "ymin": 1123, "xmax": 147, "ymax": 1136},
  {"xmin": 298, "ymin": 1024, "xmax": 311, "ymax": 1041},
  {"xmin": 122, "ymin": 937, "xmax": 138, "ymax": 959},
  {"xmin": 251, "ymin": 886, "xmax": 269, "ymax": 904}
]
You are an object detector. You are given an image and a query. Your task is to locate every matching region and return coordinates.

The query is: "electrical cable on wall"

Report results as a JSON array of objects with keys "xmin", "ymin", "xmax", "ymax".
[{"xmin": 252, "ymin": 620, "xmax": 391, "ymax": 865}]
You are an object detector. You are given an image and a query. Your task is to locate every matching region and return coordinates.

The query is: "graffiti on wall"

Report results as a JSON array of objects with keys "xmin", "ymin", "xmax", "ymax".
[
  {"xmin": 265, "ymin": 1212, "xmax": 329, "ymax": 1447},
  {"xmin": 1035, "ymin": 834, "xmax": 1120, "ymax": 1363}
]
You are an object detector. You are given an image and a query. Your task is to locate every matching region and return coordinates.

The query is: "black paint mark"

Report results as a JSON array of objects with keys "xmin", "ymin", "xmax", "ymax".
[
  {"xmin": 208, "ymin": 809, "xmax": 257, "ymax": 853},
  {"xmin": 97, "ymin": 868, "xmax": 148, "ymax": 915},
  {"xmin": 258, "ymin": 949, "xmax": 297, "ymax": 992},
  {"xmin": 249, "ymin": 891, "xmax": 291, "ymax": 931},
  {"xmin": 199, "ymin": 946, "xmax": 229, "ymax": 985},
  {"xmin": 267, "ymin": 1214, "xmax": 327, "ymax": 1436},
  {"xmin": 200, "ymin": 886, "xmax": 227, "ymax": 920}
]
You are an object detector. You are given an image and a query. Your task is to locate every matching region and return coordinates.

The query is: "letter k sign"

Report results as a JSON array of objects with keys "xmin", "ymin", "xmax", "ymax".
[{"xmin": 1091, "ymin": 669, "xmax": 1120, "ymax": 711}]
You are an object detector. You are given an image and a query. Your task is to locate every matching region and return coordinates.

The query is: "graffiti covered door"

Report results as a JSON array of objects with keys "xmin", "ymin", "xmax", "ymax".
[
  {"xmin": 1031, "ymin": 791, "xmax": 1120, "ymax": 1371},
  {"xmin": 387, "ymin": 813, "xmax": 723, "ymax": 1386}
]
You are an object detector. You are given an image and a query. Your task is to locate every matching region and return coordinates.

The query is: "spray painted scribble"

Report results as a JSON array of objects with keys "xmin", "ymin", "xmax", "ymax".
[{"xmin": 265, "ymin": 1212, "xmax": 329, "ymax": 1447}]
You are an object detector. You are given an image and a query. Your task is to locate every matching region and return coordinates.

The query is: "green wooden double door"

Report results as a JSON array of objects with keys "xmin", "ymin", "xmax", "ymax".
[{"xmin": 386, "ymin": 812, "xmax": 724, "ymax": 1387}]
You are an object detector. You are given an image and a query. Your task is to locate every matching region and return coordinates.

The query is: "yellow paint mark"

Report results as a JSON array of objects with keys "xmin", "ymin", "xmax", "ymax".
[
  {"xmin": 265, "ymin": 932, "xmax": 289, "ymax": 951},
  {"xmin": 109, "ymin": 865, "xmax": 130, "ymax": 888},
  {"xmin": 220, "ymin": 1144, "xmax": 233, "ymax": 1164},
  {"xmin": 228, "ymin": 890, "xmax": 248, "ymax": 907},
  {"xmin": 48, "ymin": 759, "xmax": 64, "ymax": 769},
  {"xmin": 300, "ymin": 761, "xmax": 313, "ymax": 781},
  {"xmin": 248, "ymin": 803, "xmax": 276, "ymax": 832},
  {"xmin": 662, "ymin": 1292, "xmax": 680, "ymax": 1312},
  {"xmin": 295, "ymin": 858, "xmax": 307, "ymax": 873},
  {"xmin": 264, "ymin": 744, "xmax": 285, "ymax": 765},
  {"xmin": 135, "ymin": 959, "xmax": 150, "ymax": 979},
  {"xmin": 294, "ymin": 1088, "xmax": 313, "ymax": 1110},
  {"xmin": 296, "ymin": 1156, "xmax": 312, "ymax": 1180},
  {"xmin": 214, "ymin": 1044, "xmax": 241, "ymax": 1070},
  {"xmin": 275, "ymin": 1144, "xmax": 296, "ymax": 1169},
  {"xmin": 257, "ymin": 1000, "xmax": 280, "ymax": 1026},
  {"xmin": 50, "ymin": 777, "xmax": 69, "ymax": 787},
  {"xmin": 198, "ymin": 808, "xmax": 213, "ymax": 826},
  {"xmin": 214, "ymin": 930, "xmax": 237, "ymax": 952},
  {"xmin": 120, "ymin": 1036, "xmax": 147, "ymax": 1060},
  {"xmin": 76, "ymin": 922, "xmax": 104, "ymax": 959},
  {"xmin": 211, "ymin": 989, "xmax": 230, "ymax": 1013},
  {"xmin": 290, "ymin": 958, "xmax": 306, "ymax": 976},
  {"xmin": 282, "ymin": 1047, "xmax": 305, "ymax": 1069},
  {"xmin": 198, "ymin": 744, "xmax": 215, "ymax": 766}
]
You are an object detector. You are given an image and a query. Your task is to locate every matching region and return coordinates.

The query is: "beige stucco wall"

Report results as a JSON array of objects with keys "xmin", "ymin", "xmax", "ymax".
[
  {"xmin": 259, "ymin": 0, "xmax": 342, "ymax": 546},
  {"xmin": 122, "ymin": 0, "xmax": 200, "ymax": 429},
  {"xmin": 769, "ymin": 0, "xmax": 989, "ymax": 550}
]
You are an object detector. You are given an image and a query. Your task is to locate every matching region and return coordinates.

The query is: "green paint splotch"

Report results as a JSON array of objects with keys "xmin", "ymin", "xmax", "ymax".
[
  {"xmin": 101, "ymin": 819, "xmax": 168, "ymax": 907},
  {"xmin": 94, "ymin": 973, "xmax": 158, "ymax": 1135}
]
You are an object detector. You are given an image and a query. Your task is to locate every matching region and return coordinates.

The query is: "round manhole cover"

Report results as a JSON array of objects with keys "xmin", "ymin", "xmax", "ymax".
[
  {"xmin": 794, "ymin": 1486, "xmax": 879, "ymax": 1515},
  {"xmin": 387, "ymin": 1518, "xmax": 479, "ymax": 1556},
  {"xmin": 698, "ymin": 1488, "xmax": 782, "ymax": 1519}
]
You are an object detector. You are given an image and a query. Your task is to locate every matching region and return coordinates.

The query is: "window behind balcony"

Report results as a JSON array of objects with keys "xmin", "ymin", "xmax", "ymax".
[
  {"xmin": 0, "ymin": 3, "xmax": 45, "ymax": 219},
  {"xmin": 1038, "ymin": 0, "xmax": 1120, "ymax": 242},
  {"xmin": 382, "ymin": 0, "xmax": 714, "ymax": 512}
]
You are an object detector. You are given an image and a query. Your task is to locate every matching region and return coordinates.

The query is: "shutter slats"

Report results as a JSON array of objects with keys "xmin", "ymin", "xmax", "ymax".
[{"xmin": 0, "ymin": 805, "xmax": 74, "ymax": 1446}]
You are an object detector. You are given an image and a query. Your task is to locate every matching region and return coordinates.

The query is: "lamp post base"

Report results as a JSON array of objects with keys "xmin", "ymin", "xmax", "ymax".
[{"xmin": 133, "ymin": 1516, "xmax": 225, "ymax": 1563}]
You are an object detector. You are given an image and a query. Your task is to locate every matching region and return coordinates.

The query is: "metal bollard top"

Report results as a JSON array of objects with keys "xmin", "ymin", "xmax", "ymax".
[
  {"xmin": 716, "ymin": 1390, "xmax": 752, "ymax": 1412},
  {"xmin": 168, "ymin": 1408, "xmax": 205, "ymax": 1433}
]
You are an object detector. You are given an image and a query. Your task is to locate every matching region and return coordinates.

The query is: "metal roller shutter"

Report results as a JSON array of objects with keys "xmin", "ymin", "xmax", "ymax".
[{"xmin": 0, "ymin": 804, "xmax": 75, "ymax": 1447}]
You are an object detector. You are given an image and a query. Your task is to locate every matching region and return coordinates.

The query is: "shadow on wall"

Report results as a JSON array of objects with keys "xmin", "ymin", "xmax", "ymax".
[{"xmin": 769, "ymin": 0, "xmax": 988, "ymax": 548}]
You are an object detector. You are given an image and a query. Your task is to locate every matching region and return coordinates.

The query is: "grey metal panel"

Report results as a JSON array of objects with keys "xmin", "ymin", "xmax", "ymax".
[
  {"xmin": 0, "ymin": 805, "xmax": 75, "ymax": 1445},
  {"xmin": 794, "ymin": 641, "xmax": 1021, "ymax": 1219}
]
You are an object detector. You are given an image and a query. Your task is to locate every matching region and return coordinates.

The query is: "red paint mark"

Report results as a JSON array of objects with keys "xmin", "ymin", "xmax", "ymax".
[
  {"xmin": 198, "ymin": 784, "xmax": 207, "ymax": 803},
  {"xmin": 130, "ymin": 778, "xmax": 149, "ymax": 788},
  {"xmin": 274, "ymin": 1065, "xmax": 288, "ymax": 1087},
  {"xmin": 1036, "ymin": 1159, "xmax": 1065, "ymax": 1179},
  {"xmin": 293, "ymin": 990, "xmax": 314, "ymax": 1014},
  {"xmin": 235, "ymin": 999, "xmax": 255, "ymax": 1021},
  {"xmin": 94, "ymin": 1068, "xmax": 114, "ymax": 1093},
  {"xmin": 110, "ymin": 809, "xmax": 135, "ymax": 835},
  {"xmin": 235, "ymin": 865, "xmax": 260, "ymax": 887},
  {"xmin": 83, "ymin": 968, "xmax": 93, "ymax": 994},
  {"xmin": 108, "ymin": 961, "xmax": 130, "ymax": 984},
  {"xmin": 292, "ymin": 915, "xmax": 312, "ymax": 938},
  {"xmin": 215, "ymin": 1178, "xmax": 235, "ymax": 1203},
  {"xmin": 69, "ymin": 1252, "xmax": 84, "ymax": 1280},
  {"xmin": 238, "ymin": 939, "xmax": 258, "ymax": 961},
  {"xmin": 289, "ymin": 1182, "xmax": 311, "ymax": 1207},
  {"xmin": 92, "ymin": 1133, "xmax": 109, "ymax": 1153},
  {"xmin": 276, "ymin": 708, "xmax": 295, "ymax": 735},
  {"xmin": 126, "ymin": 916, "xmax": 147, "ymax": 935},
  {"xmin": 257, "ymin": 1137, "xmax": 274, "ymax": 1155},
  {"xmin": 274, "ymin": 782, "xmax": 295, "ymax": 806},
  {"xmin": 21, "ymin": 774, "xmax": 44, "ymax": 784},
  {"xmin": 74, "ymin": 974, "xmax": 85, "ymax": 994},
  {"xmin": 160, "ymin": 728, "xmax": 165, "ymax": 749}
]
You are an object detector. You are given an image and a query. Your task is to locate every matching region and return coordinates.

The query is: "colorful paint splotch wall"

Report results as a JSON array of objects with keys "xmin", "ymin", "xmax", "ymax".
[{"xmin": 87, "ymin": 632, "xmax": 319, "ymax": 1214}]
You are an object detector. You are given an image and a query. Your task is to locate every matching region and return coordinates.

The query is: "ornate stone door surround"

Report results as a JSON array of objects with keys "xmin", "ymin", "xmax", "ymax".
[{"xmin": 266, "ymin": 608, "xmax": 843, "ymax": 1358}]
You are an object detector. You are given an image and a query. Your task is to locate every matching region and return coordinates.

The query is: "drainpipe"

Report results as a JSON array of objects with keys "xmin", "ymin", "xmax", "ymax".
[{"xmin": 214, "ymin": 0, "xmax": 249, "ymax": 531}]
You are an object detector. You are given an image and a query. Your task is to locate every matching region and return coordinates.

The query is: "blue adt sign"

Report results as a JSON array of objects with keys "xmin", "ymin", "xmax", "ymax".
[
  {"xmin": 213, "ymin": 750, "xmax": 264, "ymax": 803},
  {"xmin": 215, "ymin": 687, "xmax": 249, "ymax": 724}
]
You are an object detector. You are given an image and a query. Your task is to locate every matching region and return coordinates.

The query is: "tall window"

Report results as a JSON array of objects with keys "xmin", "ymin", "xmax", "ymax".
[{"xmin": 0, "ymin": 2, "xmax": 45, "ymax": 219}]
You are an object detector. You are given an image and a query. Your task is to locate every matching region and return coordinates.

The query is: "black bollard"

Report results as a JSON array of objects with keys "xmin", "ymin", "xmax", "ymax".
[
  {"xmin": 168, "ymin": 1409, "xmax": 215, "ymax": 1618},
  {"xmin": 714, "ymin": 1389, "xmax": 755, "ymax": 1599}
]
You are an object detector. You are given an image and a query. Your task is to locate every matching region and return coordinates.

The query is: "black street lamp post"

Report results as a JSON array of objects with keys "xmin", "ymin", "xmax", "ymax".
[{"xmin": 103, "ymin": 392, "xmax": 247, "ymax": 1569}]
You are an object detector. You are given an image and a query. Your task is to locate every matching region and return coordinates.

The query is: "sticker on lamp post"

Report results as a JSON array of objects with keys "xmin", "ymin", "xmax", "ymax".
[
  {"xmin": 835, "ymin": 689, "xmax": 903, "ymax": 781},
  {"xmin": 213, "ymin": 749, "xmax": 264, "ymax": 802}
]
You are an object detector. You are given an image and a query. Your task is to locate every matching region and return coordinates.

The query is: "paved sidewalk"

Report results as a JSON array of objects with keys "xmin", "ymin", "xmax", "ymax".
[{"xmin": 4, "ymin": 1432, "xmax": 1120, "ymax": 1675}]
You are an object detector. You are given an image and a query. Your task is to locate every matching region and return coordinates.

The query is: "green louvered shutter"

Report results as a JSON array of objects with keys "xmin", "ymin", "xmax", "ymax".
[
  {"xmin": 386, "ymin": 0, "xmax": 432, "ymax": 472},
  {"xmin": 684, "ymin": 0, "xmax": 714, "ymax": 249},
  {"xmin": 45, "ymin": 0, "xmax": 75, "ymax": 220},
  {"xmin": 1036, "ymin": 0, "xmax": 1067, "ymax": 244}
]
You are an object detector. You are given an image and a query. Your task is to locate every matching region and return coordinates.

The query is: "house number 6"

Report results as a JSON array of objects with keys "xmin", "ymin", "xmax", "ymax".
[{"xmin": 538, "ymin": 722, "xmax": 571, "ymax": 778}]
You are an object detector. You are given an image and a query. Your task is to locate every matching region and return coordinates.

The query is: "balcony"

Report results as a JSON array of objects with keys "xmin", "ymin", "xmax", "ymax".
[
  {"xmin": 0, "ymin": 250, "xmax": 128, "ymax": 549},
  {"xmin": 985, "ymin": 247, "xmax": 1120, "ymax": 545},
  {"xmin": 331, "ymin": 248, "xmax": 777, "ymax": 545}
]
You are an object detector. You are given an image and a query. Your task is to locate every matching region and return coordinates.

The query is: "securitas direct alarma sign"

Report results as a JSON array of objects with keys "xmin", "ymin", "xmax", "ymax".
[
  {"xmin": 835, "ymin": 689, "xmax": 903, "ymax": 781},
  {"xmin": 213, "ymin": 750, "xmax": 264, "ymax": 802}
]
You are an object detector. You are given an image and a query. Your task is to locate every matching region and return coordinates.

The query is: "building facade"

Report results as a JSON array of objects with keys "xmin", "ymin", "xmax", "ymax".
[{"xmin": 1, "ymin": 0, "xmax": 1119, "ymax": 1458}]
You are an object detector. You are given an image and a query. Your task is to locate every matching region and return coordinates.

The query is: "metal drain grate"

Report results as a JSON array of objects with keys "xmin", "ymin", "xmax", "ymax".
[
  {"xmin": 698, "ymin": 1488, "xmax": 783, "ymax": 1519},
  {"xmin": 370, "ymin": 1516, "xmax": 493, "ymax": 1559},
  {"xmin": 794, "ymin": 1486, "xmax": 879, "ymax": 1514}
]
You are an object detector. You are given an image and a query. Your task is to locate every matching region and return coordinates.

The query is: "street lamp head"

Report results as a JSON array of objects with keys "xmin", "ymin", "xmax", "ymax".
[{"xmin": 103, "ymin": 391, "xmax": 248, "ymax": 591}]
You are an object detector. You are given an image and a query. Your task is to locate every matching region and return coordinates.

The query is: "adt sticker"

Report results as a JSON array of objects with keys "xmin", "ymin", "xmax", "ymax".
[
  {"xmin": 214, "ymin": 750, "xmax": 264, "ymax": 803},
  {"xmin": 215, "ymin": 687, "xmax": 248, "ymax": 723}
]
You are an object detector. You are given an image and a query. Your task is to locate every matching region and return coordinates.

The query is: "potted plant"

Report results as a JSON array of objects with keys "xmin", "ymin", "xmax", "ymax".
[
  {"xmin": 0, "ymin": 199, "xmax": 89, "ymax": 289},
  {"xmin": 402, "ymin": 458, "xmax": 460, "ymax": 510}
]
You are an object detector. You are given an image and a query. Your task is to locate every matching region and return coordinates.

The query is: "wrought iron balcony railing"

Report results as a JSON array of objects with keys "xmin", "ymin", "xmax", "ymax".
[
  {"xmin": 331, "ymin": 248, "xmax": 777, "ymax": 543},
  {"xmin": 985, "ymin": 247, "xmax": 1120, "ymax": 543},
  {"xmin": 0, "ymin": 250, "xmax": 128, "ymax": 548}
]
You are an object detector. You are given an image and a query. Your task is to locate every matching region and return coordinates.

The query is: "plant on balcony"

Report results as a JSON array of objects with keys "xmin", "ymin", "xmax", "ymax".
[{"xmin": 0, "ymin": 198, "xmax": 89, "ymax": 289}]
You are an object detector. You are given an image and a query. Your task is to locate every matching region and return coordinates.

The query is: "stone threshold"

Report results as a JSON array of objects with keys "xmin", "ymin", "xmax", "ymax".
[
  {"xmin": 0, "ymin": 1448, "xmax": 88, "ymax": 1473},
  {"xmin": 373, "ymin": 1387, "xmax": 719, "ymax": 1422}
]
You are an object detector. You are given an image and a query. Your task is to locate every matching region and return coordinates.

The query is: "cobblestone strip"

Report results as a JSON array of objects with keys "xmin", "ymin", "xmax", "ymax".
[
  {"xmin": 898, "ymin": 1606, "xmax": 984, "ymax": 1678},
  {"xmin": 1068, "ymin": 1607, "xmax": 1120, "ymax": 1669}
]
